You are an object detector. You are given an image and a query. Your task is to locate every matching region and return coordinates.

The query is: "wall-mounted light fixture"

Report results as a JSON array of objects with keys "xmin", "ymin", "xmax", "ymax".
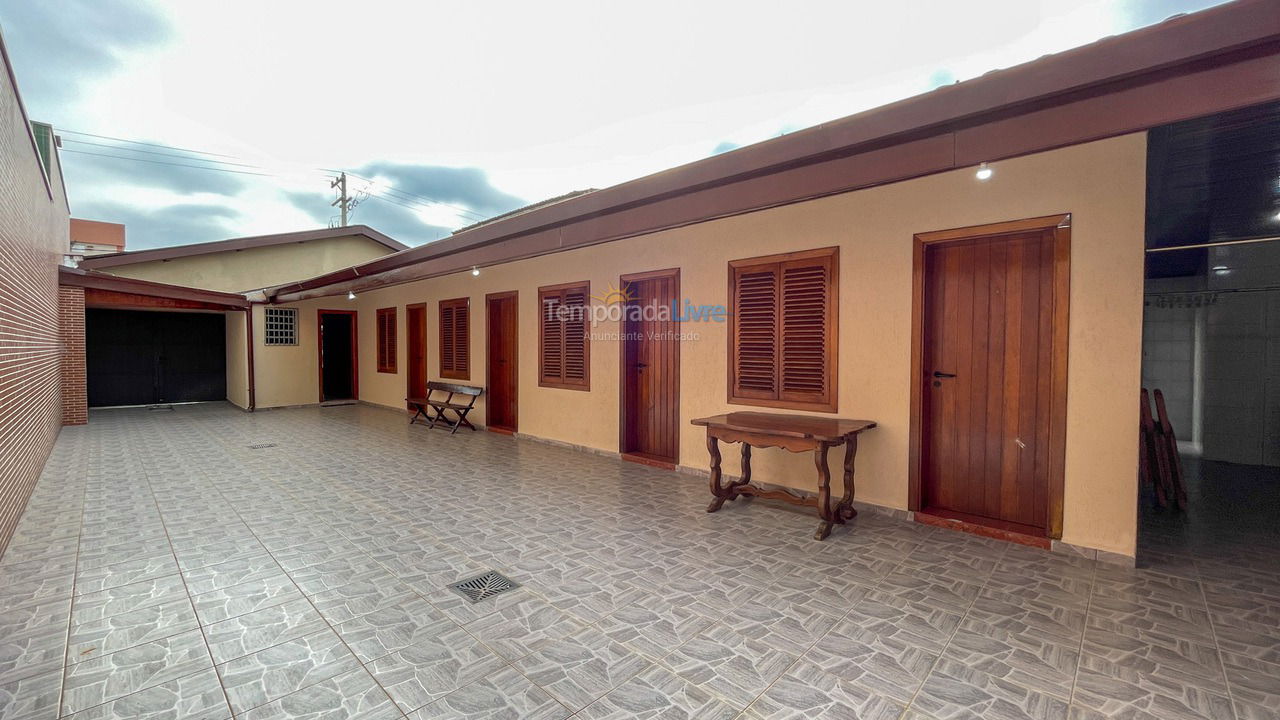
[
  {"xmin": 975, "ymin": 162, "xmax": 993, "ymax": 181},
  {"xmin": 471, "ymin": 266, "xmax": 480, "ymax": 277},
  {"xmin": 347, "ymin": 290, "xmax": 356, "ymax": 300}
]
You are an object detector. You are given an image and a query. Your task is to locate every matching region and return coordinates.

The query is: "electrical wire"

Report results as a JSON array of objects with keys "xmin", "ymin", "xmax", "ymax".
[
  {"xmin": 60, "ymin": 148, "xmax": 281, "ymax": 178},
  {"xmin": 59, "ymin": 129, "xmax": 241, "ymax": 158},
  {"xmin": 62, "ymin": 138, "xmax": 266, "ymax": 169},
  {"xmin": 59, "ymin": 129, "xmax": 498, "ymax": 223}
]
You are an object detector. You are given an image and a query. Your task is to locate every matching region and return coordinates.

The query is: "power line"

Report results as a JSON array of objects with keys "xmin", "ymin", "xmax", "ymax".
[
  {"xmin": 61, "ymin": 138, "xmax": 264, "ymax": 169},
  {"xmin": 58, "ymin": 129, "xmax": 498, "ymax": 224},
  {"xmin": 59, "ymin": 129, "xmax": 241, "ymax": 158},
  {"xmin": 60, "ymin": 148, "xmax": 280, "ymax": 177}
]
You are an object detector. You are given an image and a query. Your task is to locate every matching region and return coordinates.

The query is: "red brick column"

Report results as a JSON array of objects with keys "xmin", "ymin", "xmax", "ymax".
[{"xmin": 59, "ymin": 286, "xmax": 87, "ymax": 425}]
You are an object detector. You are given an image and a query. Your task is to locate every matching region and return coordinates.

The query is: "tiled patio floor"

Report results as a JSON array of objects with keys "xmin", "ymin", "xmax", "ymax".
[{"xmin": 1, "ymin": 403, "xmax": 1276, "ymax": 720}]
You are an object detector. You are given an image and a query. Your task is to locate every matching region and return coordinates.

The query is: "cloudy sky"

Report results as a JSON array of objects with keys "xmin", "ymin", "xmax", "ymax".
[{"xmin": 1, "ymin": 0, "xmax": 1223, "ymax": 250}]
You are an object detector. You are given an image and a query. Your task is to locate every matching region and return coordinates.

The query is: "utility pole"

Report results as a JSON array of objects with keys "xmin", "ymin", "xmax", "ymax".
[{"xmin": 331, "ymin": 172, "xmax": 350, "ymax": 226}]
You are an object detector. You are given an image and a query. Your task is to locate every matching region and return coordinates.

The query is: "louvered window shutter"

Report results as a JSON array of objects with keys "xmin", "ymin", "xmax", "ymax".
[
  {"xmin": 539, "ymin": 283, "xmax": 590, "ymax": 389},
  {"xmin": 439, "ymin": 298, "xmax": 469, "ymax": 379},
  {"xmin": 729, "ymin": 248, "xmax": 837, "ymax": 411},
  {"xmin": 376, "ymin": 308, "xmax": 396, "ymax": 373}
]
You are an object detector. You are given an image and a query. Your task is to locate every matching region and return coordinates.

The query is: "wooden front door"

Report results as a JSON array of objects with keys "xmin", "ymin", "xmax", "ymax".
[
  {"xmin": 486, "ymin": 292, "xmax": 518, "ymax": 433},
  {"xmin": 406, "ymin": 304, "xmax": 427, "ymax": 405},
  {"xmin": 915, "ymin": 217, "xmax": 1069, "ymax": 536},
  {"xmin": 620, "ymin": 269, "xmax": 680, "ymax": 465}
]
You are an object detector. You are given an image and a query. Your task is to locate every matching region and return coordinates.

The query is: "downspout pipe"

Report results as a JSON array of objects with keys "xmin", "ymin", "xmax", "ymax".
[{"xmin": 245, "ymin": 304, "xmax": 256, "ymax": 412}]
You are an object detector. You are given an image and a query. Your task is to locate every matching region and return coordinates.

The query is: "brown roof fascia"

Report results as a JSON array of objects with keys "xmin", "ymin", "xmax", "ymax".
[
  {"xmin": 59, "ymin": 266, "xmax": 250, "ymax": 308},
  {"xmin": 267, "ymin": 0, "xmax": 1280, "ymax": 302},
  {"xmin": 78, "ymin": 225, "xmax": 408, "ymax": 269}
]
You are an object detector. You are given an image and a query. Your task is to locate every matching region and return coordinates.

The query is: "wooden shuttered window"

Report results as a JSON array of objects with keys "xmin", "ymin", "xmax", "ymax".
[
  {"xmin": 376, "ymin": 307, "xmax": 397, "ymax": 373},
  {"xmin": 728, "ymin": 247, "xmax": 838, "ymax": 412},
  {"xmin": 538, "ymin": 282, "xmax": 590, "ymax": 390},
  {"xmin": 439, "ymin": 298, "xmax": 470, "ymax": 380}
]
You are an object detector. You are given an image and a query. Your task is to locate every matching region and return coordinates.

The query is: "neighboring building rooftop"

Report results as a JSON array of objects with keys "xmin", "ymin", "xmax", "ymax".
[
  {"xmin": 78, "ymin": 225, "xmax": 407, "ymax": 270},
  {"xmin": 69, "ymin": 218, "xmax": 126, "ymax": 257}
]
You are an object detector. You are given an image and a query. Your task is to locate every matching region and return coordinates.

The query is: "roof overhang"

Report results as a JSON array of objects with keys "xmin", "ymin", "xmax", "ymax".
[
  {"xmin": 264, "ymin": 0, "xmax": 1280, "ymax": 303},
  {"xmin": 60, "ymin": 266, "xmax": 250, "ymax": 310},
  {"xmin": 78, "ymin": 225, "xmax": 407, "ymax": 270}
]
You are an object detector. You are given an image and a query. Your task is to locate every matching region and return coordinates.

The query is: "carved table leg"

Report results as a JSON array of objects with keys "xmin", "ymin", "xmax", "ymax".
[
  {"xmin": 730, "ymin": 443, "xmax": 752, "ymax": 498},
  {"xmin": 836, "ymin": 435, "xmax": 859, "ymax": 521},
  {"xmin": 813, "ymin": 442, "xmax": 835, "ymax": 540},
  {"xmin": 706, "ymin": 434, "xmax": 729, "ymax": 513}
]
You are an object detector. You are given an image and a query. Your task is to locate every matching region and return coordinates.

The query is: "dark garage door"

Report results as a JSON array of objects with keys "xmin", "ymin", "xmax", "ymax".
[{"xmin": 86, "ymin": 309, "xmax": 226, "ymax": 407}]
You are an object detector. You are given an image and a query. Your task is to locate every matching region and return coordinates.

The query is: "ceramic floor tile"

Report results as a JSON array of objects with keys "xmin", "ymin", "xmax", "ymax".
[
  {"xmin": 61, "ymin": 629, "xmax": 212, "ymax": 715},
  {"xmin": 914, "ymin": 658, "xmax": 1070, "ymax": 720},
  {"xmin": 19, "ymin": 402, "xmax": 1280, "ymax": 720},
  {"xmin": 512, "ymin": 626, "xmax": 651, "ymax": 712},
  {"xmin": 68, "ymin": 598, "xmax": 199, "ymax": 664},
  {"xmin": 745, "ymin": 660, "xmax": 906, "ymax": 720},
  {"xmin": 216, "ymin": 628, "xmax": 360, "ymax": 715},
  {"xmin": 237, "ymin": 667, "xmax": 400, "ymax": 720},
  {"xmin": 0, "ymin": 667, "xmax": 62, "ymax": 720},
  {"xmin": 802, "ymin": 617, "xmax": 937, "ymax": 703},
  {"xmin": 660, "ymin": 624, "xmax": 797, "ymax": 710},
  {"xmin": 409, "ymin": 666, "xmax": 570, "ymax": 720},
  {"xmin": 366, "ymin": 625, "xmax": 506, "ymax": 713},
  {"xmin": 183, "ymin": 554, "xmax": 283, "ymax": 596},
  {"xmin": 0, "ymin": 626, "xmax": 66, "ymax": 685},
  {"xmin": 575, "ymin": 665, "xmax": 737, "ymax": 720},
  {"xmin": 595, "ymin": 594, "xmax": 715, "ymax": 661},
  {"xmin": 71, "ymin": 574, "xmax": 188, "ymax": 626},
  {"xmin": 463, "ymin": 597, "xmax": 584, "ymax": 661},
  {"xmin": 202, "ymin": 598, "xmax": 329, "ymax": 665},
  {"xmin": 333, "ymin": 596, "xmax": 455, "ymax": 663},
  {"xmin": 191, "ymin": 573, "xmax": 304, "ymax": 625}
]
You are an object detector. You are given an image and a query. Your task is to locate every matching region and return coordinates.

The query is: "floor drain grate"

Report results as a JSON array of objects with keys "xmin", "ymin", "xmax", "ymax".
[
  {"xmin": 447, "ymin": 571, "xmax": 520, "ymax": 603},
  {"xmin": 248, "ymin": 443, "xmax": 278, "ymax": 450}
]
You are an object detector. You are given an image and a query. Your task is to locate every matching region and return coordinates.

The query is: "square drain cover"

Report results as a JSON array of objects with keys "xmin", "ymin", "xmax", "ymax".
[
  {"xmin": 248, "ymin": 443, "xmax": 278, "ymax": 450},
  {"xmin": 447, "ymin": 571, "xmax": 520, "ymax": 604}
]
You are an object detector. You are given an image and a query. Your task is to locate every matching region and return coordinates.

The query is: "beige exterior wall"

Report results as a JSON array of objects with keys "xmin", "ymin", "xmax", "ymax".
[
  {"xmin": 225, "ymin": 311, "xmax": 250, "ymax": 409},
  {"xmin": 99, "ymin": 235, "xmax": 395, "ymax": 293},
  {"xmin": 253, "ymin": 134, "xmax": 1147, "ymax": 557}
]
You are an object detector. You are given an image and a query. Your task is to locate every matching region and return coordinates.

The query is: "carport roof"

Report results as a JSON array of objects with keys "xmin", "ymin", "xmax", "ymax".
[
  {"xmin": 59, "ymin": 266, "xmax": 250, "ymax": 309},
  {"xmin": 77, "ymin": 225, "xmax": 407, "ymax": 270}
]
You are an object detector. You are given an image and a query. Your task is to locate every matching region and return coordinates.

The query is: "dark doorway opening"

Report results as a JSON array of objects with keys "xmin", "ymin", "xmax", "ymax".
[
  {"xmin": 86, "ymin": 309, "xmax": 226, "ymax": 407},
  {"xmin": 1140, "ymin": 100, "xmax": 1280, "ymax": 574},
  {"xmin": 318, "ymin": 310, "xmax": 357, "ymax": 402},
  {"xmin": 620, "ymin": 268, "xmax": 680, "ymax": 467},
  {"xmin": 486, "ymin": 291, "xmax": 518, "ymax": 433}
]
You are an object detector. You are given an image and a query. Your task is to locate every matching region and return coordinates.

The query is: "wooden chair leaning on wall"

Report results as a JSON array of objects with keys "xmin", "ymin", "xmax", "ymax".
[
  {"xmin": 1139, "ymin": 388, "xmax": 1188, "ymax": 511},
  {"xmin": 1153, "ymin": 389, "xmax": 1188, "ymax": 511}
]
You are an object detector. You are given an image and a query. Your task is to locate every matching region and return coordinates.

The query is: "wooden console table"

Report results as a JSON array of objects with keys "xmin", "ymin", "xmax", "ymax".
[{"xmin": 691, "ymin": 412, "xmax": 876, "ymax": 540}]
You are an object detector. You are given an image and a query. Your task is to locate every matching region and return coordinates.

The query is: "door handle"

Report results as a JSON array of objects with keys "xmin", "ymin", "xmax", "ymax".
[
  {"xmin": 636, "ymin": 362, "xmax": 648, "ymax": 369},
  {"xmin": 932, "ymin": 371, "xmax": 957, "ymax": 378}
]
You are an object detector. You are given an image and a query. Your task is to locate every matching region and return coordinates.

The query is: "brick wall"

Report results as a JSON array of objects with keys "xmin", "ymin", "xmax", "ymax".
[
  {"xmin": 0, "ymin": 39, "xmax": 71, "ymax": 560},
  {"xmin": 59, "ymin": 286, "xmax": 86, "ymax": 425}
]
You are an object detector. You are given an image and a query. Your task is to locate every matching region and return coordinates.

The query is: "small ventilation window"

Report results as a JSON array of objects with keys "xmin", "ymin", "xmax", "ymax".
[{"xmin": 264, "ymin": 307, "xmax": 298, "ymax": 346}]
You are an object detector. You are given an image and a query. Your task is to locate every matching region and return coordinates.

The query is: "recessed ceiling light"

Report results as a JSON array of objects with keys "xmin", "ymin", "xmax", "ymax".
[{"xmin": 975, "ymin": 162, "xmax": 993, "ymax": 181}]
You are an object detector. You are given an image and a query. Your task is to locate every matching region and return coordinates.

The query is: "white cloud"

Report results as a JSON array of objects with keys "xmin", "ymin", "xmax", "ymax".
[{"xmin": 3, "ymin": 0, "xmax": 1229, "ymax": 247}]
